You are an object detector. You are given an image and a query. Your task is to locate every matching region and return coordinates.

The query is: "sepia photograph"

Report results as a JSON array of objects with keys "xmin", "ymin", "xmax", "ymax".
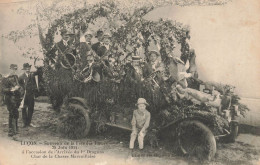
[{"xmin": 0, "ymin": 0, "xmax": 260, "ymax": 165}]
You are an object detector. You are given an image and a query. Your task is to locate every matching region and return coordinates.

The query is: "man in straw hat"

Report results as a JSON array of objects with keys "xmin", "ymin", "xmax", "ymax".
[
  {"xmin": 124, "ymin": 55, "xmax": 144, "ymax": 83},
  {"xmin": 19, "ymin": 63, "xmax": 37, "ymax": 128},
  {"xmin": 129, "ymin": 98, "xmax": 151, "ymax": 150},
  {"xmin": 2, "ymin": 64, "xmax": 22, "ymax": 137}
]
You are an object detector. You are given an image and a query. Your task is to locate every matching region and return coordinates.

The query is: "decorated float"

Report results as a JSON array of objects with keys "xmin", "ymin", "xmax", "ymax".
[{"xmin": 35, "ymin": 1, "xmax": 249, "ymax": 160}]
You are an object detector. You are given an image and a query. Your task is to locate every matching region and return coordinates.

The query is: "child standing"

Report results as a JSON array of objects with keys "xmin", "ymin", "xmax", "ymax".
[{"xmin": 129, "ymin": 98, "xmax": 151, "ymax": 150}]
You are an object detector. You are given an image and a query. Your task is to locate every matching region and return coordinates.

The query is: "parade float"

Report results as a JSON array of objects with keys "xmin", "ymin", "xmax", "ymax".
[{"xmin": 32, "ymin": 1, "xmax": 249, "ymax": 160}]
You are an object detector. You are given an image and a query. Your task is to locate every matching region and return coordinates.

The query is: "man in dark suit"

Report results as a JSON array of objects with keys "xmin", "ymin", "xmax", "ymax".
[
  {"xmin": 2, "ymin": 64, "xmax": 22, "ymax": 137},
  {"xmin": 46, "ymin": 29, "xmax": 75, "ymax": 66},
  {"xmin": 91, "ymin": 29, "xmax": 103, "ymax": 55},
  {"xmin": 92, "ymin": 30, "xmax": 112, "ymax": 58},
  {"xmin": 96, "ymin": 32, "xmax": 111, "ymax": 58},
  {"xmin": 19, "ymin": 63, "xmax": 38, "ymax": 127}
]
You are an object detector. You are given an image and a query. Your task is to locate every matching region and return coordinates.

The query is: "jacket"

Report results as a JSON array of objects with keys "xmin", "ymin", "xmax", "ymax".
[
  {"xmin": 131, "ymin": 109, "xmax": 151, "ymax": 130},
  {"xmin": 2, "ymin": 75, "xmax": 21, "ymax": 96},
  {"xmin": 92, "ymin": 42, "xmax": 108, "ymax": 57},
  {"xmin": 18, "ymin": 73, "xmax": 37, "ymax": 98}
]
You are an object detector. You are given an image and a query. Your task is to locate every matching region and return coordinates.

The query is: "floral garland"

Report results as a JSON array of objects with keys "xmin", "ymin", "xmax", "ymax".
[{"xmin": 40, "ymin": 1, "xmax": 190, "ymax": 52}]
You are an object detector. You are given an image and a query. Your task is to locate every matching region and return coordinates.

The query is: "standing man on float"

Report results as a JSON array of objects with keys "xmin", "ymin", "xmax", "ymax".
[{"xmin": 91, "ymin": 29, "xmax": 104, "ymax": 56}]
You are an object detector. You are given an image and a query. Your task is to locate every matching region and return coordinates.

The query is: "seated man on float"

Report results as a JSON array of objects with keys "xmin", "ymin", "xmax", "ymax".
[
  {"xmin": 100, "ymin": 53, "xmax": 117, "ymax": 80},
  {"xmin": 81, "ymin": 51, "xmax": 101, "ymax": 83},
  {"xmin": 143, "ymin": 50, "xmax": 167, "ymax": 85},
  {"xmin": 92, "ymin": 29, "xmax": 103, "ymax": 55},
  {"xmin": 124, "ymin": 56, "xmax": 144, "ymax": 83},
  {"xmin": 106, "ymin": 54, "xmax": 121, "ymax": 80}
]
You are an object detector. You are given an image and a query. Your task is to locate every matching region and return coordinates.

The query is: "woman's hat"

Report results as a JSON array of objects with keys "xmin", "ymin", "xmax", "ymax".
[
  {"xmin": 22, "ymin": 63, "xmax": 32, "ymax": 70},
  {"xmin": 136, "ymin": 98, "xmax": 149, "ymax": 106}
]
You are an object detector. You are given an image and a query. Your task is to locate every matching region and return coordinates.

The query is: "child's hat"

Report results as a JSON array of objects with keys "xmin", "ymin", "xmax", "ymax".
[{"xmin": 136, "ymin": 98, "xmax": 149, "ymax": 106}]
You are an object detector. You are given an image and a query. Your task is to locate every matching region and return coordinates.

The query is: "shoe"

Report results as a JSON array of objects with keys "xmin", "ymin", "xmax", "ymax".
[{"xmin": 29, "ymin": 123, "xmax": 37, "ymax": 128}]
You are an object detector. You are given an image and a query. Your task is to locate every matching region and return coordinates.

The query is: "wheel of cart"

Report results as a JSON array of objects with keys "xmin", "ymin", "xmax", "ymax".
[
  {"xmin": 177, "ymin": 120, "xmax": 216, "ymax": 161},
  {"xmin": 59, "ymin": 97, "xmax": 91, "ymax": 139}
]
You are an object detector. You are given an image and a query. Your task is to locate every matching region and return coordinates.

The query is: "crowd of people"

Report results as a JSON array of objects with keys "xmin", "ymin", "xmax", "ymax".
[{"xmin": 46, "ymin": 28, "xmax": 219, "ymax": 106}]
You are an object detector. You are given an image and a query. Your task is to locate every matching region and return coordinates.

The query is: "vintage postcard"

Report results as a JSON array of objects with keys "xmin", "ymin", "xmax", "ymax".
[{"xmin": 0, "ymin": 0, "xmax": 259, "ymax": 165}]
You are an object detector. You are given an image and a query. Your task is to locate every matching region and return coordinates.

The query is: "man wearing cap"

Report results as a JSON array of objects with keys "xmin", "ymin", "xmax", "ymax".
[
  {"xmin": 92, "ymin": 31, "xmax": 111, "ymax": 58},
  {"xmin": 2, "ymin": 64, "xmax": 22, "ymax": 137},
  {"xmin": 124, "ymin": 56, "xmax": 144, "ymax": 83},
  {"xmin": 124, "ymin": 56, "xmax": 145, "ymax": 101},
  {"xmin": 91, "ymin": 29, "xmax": 103, "ymax": 55},
  {"xmin": 47, "ymin": 29, "xmax": 75, "ymax": 65},
  {"xmin": 18, "ymin": 63, "xmax": 37, "ymax": 127}
]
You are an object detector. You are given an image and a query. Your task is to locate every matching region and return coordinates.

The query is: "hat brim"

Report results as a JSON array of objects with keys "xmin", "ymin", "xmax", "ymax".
[
  {"xmin": 135, "ymin": 102, "xmax": 149, "ymax": 106},
  {"xmin": 148, "ymin": 50, "xmax": 160, "ymax": 56},
  {"xmin": 22, "ymin": 66, "xmax": 32, "ymax": 70}
]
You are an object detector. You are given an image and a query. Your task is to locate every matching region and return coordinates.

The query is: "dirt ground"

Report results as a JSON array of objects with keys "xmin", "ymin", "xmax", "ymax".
[{"xmin": 0, "ymin": 98, "xmax": 259, "ymax": 165}]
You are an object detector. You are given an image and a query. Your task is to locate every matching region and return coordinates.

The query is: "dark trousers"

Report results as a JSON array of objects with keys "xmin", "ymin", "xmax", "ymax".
[
  {"xmin": 22, "ymin": 95, "xmax": 35, "ymax": 126},
  {"xmin": 6, "ymin": 96, "xmax": 20, "ymax": 136}
]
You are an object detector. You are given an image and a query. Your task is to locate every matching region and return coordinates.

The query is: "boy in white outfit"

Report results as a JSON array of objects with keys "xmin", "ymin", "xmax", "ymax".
[{"xmin": 129, "ymin": 98, "xmax": 151, "ymax": 150}]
